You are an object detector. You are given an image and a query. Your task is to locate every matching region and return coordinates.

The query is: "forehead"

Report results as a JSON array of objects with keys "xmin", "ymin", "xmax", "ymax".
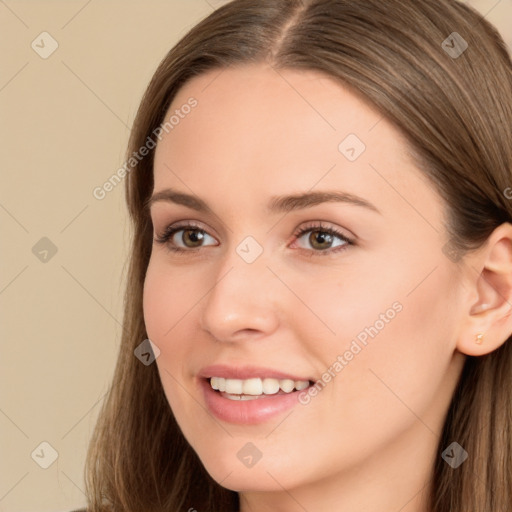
[
  {"xmin": 152, "ymin": 63, "xmax": 443, "ymax": 225},
  {"xmin": 163, "ymin": 64, "xmax": 390, "ymax": 157}
]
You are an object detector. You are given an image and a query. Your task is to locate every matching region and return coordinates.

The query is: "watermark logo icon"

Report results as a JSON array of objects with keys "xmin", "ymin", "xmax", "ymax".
[
  {"xmin": 442, "ymin": 32, "xmax": 468, "ymax": 59},
  {"xmin": 441, "ymin": 441, "xmax": 468, "ymax": 468},
  {"xmin": 236, "ymin": 236, "xmax": 263, "ymax": 264},
  {"xmin": 31, "ymin": 441, "xmax": 58, "ymax": 469},
  {"xmin": 134, "ymin": 339, "xmax": 160, "ymax": 365},
  {"xmin": 338, "ymin": 134, "xmax": 366, "ymax": 162},
  {"xmin": 31, "ymin": 32, "xmax": 59, "ymax": 59},
  {"xmin": 32, "ymin": 237, "xmax": 58, "ymax": 263},
  {"xmin": 237, "ymin": 442, "xmax": 263, "ymax": 468}
]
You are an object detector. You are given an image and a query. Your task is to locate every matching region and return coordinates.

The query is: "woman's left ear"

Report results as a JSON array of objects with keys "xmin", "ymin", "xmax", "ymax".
[{"xmin": 457, "ymin": 222, "xmax": 512, "ymax": 356}]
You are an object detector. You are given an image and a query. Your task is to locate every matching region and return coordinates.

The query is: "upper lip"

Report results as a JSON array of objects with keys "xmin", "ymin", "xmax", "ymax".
[{"xmin": 198, "ymin": 364, "xmax": 314, "ymax": 382}]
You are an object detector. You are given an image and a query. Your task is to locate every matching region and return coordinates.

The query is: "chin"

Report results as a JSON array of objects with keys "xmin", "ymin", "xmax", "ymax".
[{"xmin": 196, "ymin": 448, "xmax": 307, "ymax": 493}]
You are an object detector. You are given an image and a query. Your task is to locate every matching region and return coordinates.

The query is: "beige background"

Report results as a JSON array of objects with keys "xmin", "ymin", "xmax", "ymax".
[{"xmin": 0, "ymin": 1, "xmax": 510, "ymax": 511}]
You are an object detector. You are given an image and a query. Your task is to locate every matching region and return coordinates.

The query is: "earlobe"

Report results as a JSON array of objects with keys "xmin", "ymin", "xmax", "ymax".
[{"xmin": 456, "ymin": 223, "xmax": 512, "ymax": 357}]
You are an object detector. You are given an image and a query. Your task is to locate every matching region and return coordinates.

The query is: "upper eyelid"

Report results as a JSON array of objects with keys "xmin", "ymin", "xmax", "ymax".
[
  {"xmin": 156, "ymin": 219, "xmax": 348, "ymax": 234},
  {"xmin": 154, "ymin": 218, "xmax": 212, "ymax": 233}
]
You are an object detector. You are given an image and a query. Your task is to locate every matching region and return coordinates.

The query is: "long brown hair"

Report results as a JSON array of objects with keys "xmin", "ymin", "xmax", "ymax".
[{"xmin": 83, "ymin": 1, "xmax": 512, "ymax": 510}]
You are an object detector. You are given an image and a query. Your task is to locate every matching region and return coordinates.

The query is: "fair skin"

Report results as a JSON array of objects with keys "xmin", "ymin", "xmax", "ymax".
[{"xmin": 143, "ymin": 63, "xmax": 512, "ymax": 512}]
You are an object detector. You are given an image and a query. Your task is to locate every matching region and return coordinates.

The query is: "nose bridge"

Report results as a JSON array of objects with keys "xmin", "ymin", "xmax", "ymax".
[{"xmin": 199, "ymin": 235, "xmax": 280, "ymax": 340}]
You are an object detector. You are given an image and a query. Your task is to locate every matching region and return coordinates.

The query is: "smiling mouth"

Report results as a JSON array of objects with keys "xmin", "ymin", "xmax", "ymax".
[{"xmin": 207, "ymin": 376, "xmax": 314, "ymax": 400}]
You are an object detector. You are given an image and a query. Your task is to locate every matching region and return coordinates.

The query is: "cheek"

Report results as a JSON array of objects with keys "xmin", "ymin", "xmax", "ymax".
[
  {"xmin": 142, "ymin": 260, "xmax": 193, "ymax": 391},
  {"xmin": 142, "ymin": 258, "xmax": 197, "ymax": 342},
  {"xmin": 340, "ymin": 262, "xmax": 461, "ymax": 422},
  {"xmin": 305, "ymin": 255, "xmax": 461, "ymax": 427},
  {"xmin": 142, "ymin": 260, "xmax": 200, "ymax": 432}
]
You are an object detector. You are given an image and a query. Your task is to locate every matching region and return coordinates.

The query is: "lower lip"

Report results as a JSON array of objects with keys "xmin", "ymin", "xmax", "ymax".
[{"xmin": 200, "ymin": 378, "xmax": 310, "ymax": 425}]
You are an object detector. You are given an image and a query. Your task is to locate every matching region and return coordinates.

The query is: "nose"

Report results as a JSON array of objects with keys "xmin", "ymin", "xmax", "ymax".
[{"xmin": 199, "ymin": 245, "xmax": 281, "ymax": 343}]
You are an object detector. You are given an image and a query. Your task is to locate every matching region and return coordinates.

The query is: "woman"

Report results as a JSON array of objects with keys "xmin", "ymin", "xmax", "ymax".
[{"xmin": 81, "ymin": 0, "xmax": 512, "ymax": 510}]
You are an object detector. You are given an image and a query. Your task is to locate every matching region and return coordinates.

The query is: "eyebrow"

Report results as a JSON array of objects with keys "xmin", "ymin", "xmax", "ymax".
[{"xmin": 146, "ymin": 188, "xmax": 381, "ymax": 215}]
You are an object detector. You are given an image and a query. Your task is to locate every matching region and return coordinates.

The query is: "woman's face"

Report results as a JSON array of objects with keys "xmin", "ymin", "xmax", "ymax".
[{"xmin": 143, "ymin": 63, "xmax": 467, "ymax": 503}]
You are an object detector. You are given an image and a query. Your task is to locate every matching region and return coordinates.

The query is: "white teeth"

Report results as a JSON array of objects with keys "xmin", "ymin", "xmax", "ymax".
[
  {"xmin": 243, "ymin": 378, "xmax": 263, "ymax": 395},
  {"xmin": 280, "ymin": 379, "xmax": 295, "ymax": 393},
  {"xmin": 209, "ymin": 377, "xmax": 311, "ymax": 395},
  {"xmin": 262, "ymin": 378, "xmax": 280, "ymax": 394},
  {"xmin": 225, "ymin": 379, "xmax": 243, "ymax": 394},
  {"xmin": 294, "ymin": 380, "xmax": 309, "ymax": 391}
]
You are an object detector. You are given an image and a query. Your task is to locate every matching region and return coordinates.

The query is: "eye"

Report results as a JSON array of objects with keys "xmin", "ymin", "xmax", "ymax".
[
  {"xmin": 291, "ymin": 221, "xmax": 353, "ymax": 256},
  {"xmin": 153, "ymin": 220, "xmax": 354, "ymax": 256},
  {"xmin": 154, "ymin": 221, "xmax": 218, "ymax": 253}
]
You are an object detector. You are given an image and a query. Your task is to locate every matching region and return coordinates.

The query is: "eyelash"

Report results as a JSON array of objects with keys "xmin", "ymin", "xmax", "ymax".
[{"xmin": 153, "ymin": 220, "xmax": 354, "ymax": 257}]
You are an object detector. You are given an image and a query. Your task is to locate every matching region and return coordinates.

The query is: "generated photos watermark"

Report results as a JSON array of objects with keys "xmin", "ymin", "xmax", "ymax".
[
  {"xmin": 298, "ymin": 300, "xmax": 403, "ymax": 405},
  {"xmin": 93, "ymin": 96, "xmax": 198, "ymax": 200}
]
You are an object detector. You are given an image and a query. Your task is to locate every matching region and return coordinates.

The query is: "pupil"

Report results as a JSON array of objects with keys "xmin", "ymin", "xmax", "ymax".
[
  {"xmin": 185, "ymin": 229, "xmax": 203, "ymax": 246},
  {"xmin": 311, "ymin": 231, "xmax": 332, "ymax": 249}
]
